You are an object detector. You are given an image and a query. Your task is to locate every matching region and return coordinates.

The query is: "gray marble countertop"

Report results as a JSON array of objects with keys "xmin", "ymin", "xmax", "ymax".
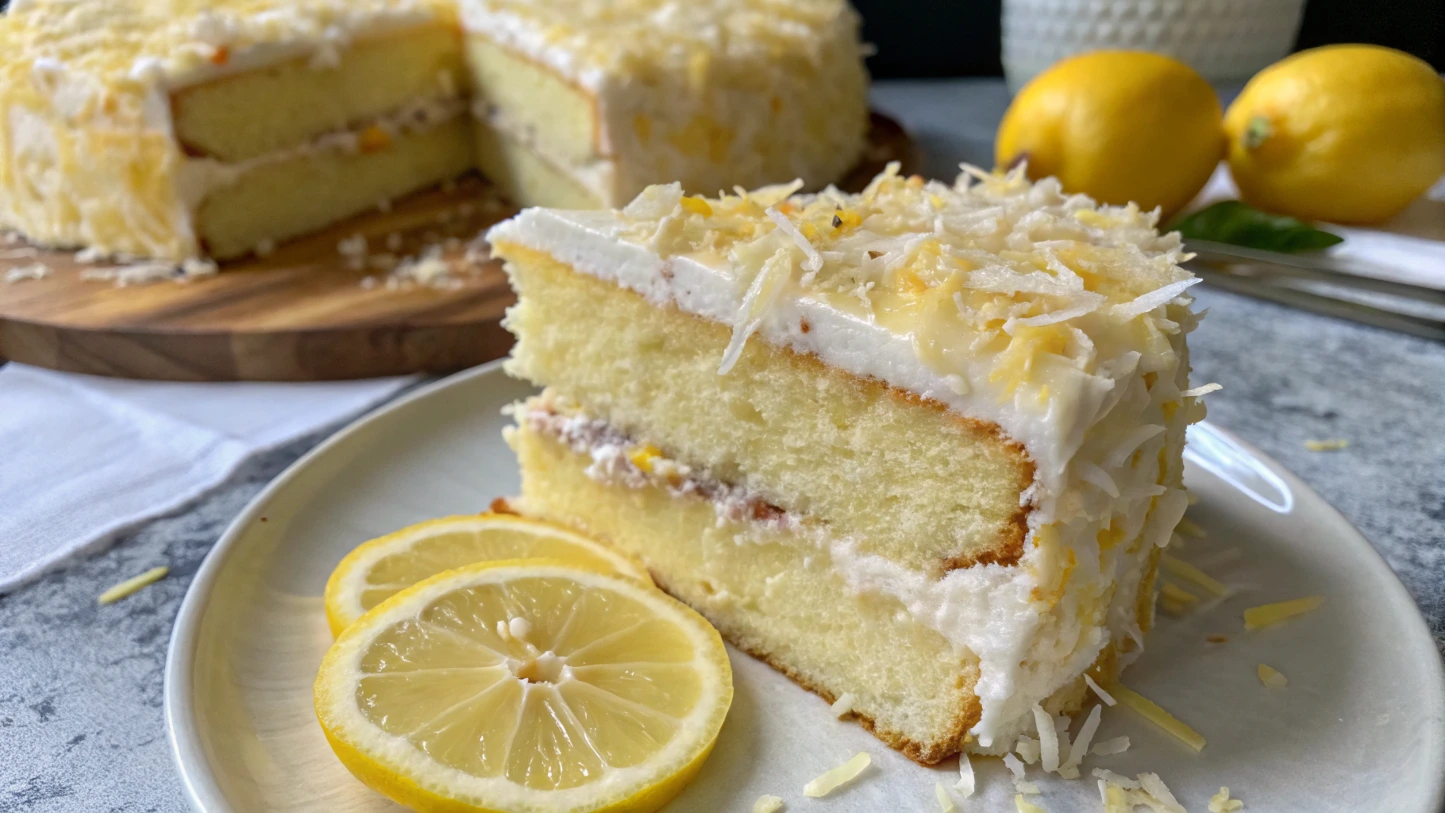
[{"xmin": 2, "ymin": 79, "xmax": 1442, "ymax": 812}]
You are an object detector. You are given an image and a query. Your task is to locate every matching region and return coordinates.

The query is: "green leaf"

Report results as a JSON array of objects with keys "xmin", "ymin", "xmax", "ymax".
[{"xmin": 1173, "ymin": 201, "xmax": 1344, "ymax": 253}]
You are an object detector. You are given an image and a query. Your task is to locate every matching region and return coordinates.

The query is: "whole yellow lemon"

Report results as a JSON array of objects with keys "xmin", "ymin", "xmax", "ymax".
[
  {"xmin": 996, "ymin": 50, "xmax": 1224, "ymax": 219},
  {"xmin": 1225, "ymin": 44, "xmax": 1445, "ymax": 224}
]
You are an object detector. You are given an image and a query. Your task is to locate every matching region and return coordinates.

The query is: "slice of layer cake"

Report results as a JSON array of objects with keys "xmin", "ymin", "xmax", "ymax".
[
  {"xmin": 489, "ymin": 165, "xmax": 1205, "ymax": 762},
  {"xmin": 458, "ymin": 0, "xmax": 869, "ymax": 209},
  {"xmin": 0, "ymin": 0, "xmax": 472, "ymax": 261}
]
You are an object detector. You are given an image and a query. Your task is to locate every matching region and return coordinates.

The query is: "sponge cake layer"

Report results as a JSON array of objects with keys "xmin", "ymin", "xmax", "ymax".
[
  {"xmin": 173, "ymin": 23, "xmax": 467, "ymax": 163},
  {"xmin": 195, "ymin": 117, "xmax": 472, "ymax": 258}
]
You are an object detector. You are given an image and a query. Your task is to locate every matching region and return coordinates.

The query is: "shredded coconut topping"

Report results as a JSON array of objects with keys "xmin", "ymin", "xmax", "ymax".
[{"xmin": 613, "ymin": 163, "xmax": 1198, "ymax": 401}]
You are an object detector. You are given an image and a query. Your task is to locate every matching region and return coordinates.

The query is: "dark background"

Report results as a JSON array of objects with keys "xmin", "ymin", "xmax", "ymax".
[
  {"xmin": 854, "ymin": 0, "xmax": 1444, "ymax": 77},
  {"xmin": 0, "ymin": 0, "xmax": 1440, "ymax": 76}
]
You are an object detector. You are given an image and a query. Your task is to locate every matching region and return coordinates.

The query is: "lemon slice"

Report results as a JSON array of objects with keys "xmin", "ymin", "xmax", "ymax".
[
  {"xmin": 324, "ymin": 513, "xmax": 651, "ymax": 635},
  {"xmin": 314, "ymin": 561, "xmax": 733, "ymax": 813}
]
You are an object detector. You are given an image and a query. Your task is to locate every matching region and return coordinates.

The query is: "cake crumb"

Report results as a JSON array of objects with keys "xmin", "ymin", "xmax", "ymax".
[
  {"xmin": 1304, "ymin": 438, "xmax": 1349, "ymax": 451},
  {"xmin": 387, "ymin": 247, "xmax": 458, "ymax": 289},
  {"xmin": 5, "ymin": 262, "xmax": 50, "ymax": 283},
  {"xmin": 338, "ymin": 233, "xmax": 368, "ymax": 270},
  {"xmin": 1209, "ymin": 787, "xmax": 1244, "ymax": 812},
  {"xmin": 80, "ymin": 259, "xmax": 214, "ymax": 287},
  {"xmin": 802, "ymin": 752, "xmax": 870, "ymax": 797},
  {"xmin": 99, "ymin": 566, "xmax": 169, "ymax": 604},
  {"xmin": 1206, "ymin": 633, "xmax": 1229, "ymax": 644},
  {"xmin": 74, "ymin": 246, "xmax": 109, "ymax": 264}
]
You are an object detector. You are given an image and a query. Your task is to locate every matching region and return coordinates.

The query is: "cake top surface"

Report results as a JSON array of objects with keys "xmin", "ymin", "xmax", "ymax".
[
  {"xmin": 460, "ymin": 0, "xmax": 861, "ymax": 88},
  {"xmin": 0, "ymin": 0, "xmax": 449, "ymax": 127},
  {"xmin": 603, "ymin": 163, "xmax": 1199, "ymax": 389}
]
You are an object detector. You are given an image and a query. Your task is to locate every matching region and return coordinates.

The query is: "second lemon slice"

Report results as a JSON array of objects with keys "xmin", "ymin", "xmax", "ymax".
[{"xmin": 324, "ymin": 513, "xmax": 651, "ymax": 635}]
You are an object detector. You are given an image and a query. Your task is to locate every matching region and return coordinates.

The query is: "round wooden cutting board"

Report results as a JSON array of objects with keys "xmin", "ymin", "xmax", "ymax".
[{"xmin": 0, "ymin": 113, "xmax": 916, "ymax": 381}]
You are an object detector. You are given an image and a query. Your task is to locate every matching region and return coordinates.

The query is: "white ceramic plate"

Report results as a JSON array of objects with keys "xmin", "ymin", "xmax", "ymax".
[{"xmin": 165, "ymin": 361, "xmax": 1445, "ymax": 813}]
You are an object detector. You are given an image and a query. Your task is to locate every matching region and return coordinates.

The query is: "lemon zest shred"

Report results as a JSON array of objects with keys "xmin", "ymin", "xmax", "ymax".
[
  {"xmin": 935, "ymin": 782, "xmax": 956, "ymax": 812},
  {"xmin": 680, "ymin": 195, "xmax": 713, "ymax": 217},
  {"xmin": 1108, "ymin": 682, "xmax": 1206, "ymax": 752},
  {"xmin": 1244, "ymin": 596, "xmax": 1324, "ymax": 631},
  {"xmin": 1160, "ymin": 582, "xmax": 1199, "ymax": 605},
  {"xmin": 98, "ymin": 565, "xmax": 169, "ymax": 604},
  {"xmin": 1160, "ymin": 555, "xmax": 1229, "ymax": 597},
  {"xmin": 1257, "ymin": 664, "xmax": 1288, "ymax": 688}
]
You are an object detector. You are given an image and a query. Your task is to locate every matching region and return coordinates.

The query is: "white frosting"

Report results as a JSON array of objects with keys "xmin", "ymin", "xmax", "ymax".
[{"xmin": 490, "ymin": 180, "xmax": 1204, "ymax": 746}]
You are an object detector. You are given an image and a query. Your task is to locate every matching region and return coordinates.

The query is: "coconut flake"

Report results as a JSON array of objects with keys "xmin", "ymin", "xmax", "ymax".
[
  {"xmin": 1092, "ymin": 768, "xmax": 1139, "ymax": 789},
  {"xmin": 1138, "ymin": 773, "xmax": 1186, "ymax": 813},
  {"xmin": 719, "ymin": 247, "xmax": 793, "ymax": 375},
  {"xmin": 1015, "ymin": 735, "xmax": 1040, "ymax": 765},
  {"xmin": 1106, "ymin": 425, "xmax": 1165, "ymax": 468},
  {"xmin": 1078, "ymin": 462, "xmax": 1120, "ymax": 498},
  {"xmin": 1083, "ymin": 674, "xmax": 1116, "ymax": 707},
  {"xmin": 1112, "ymin": 278, "xmax": 1201, "ymax": 319},
  {"xmin": 1209, "ymin": 787, "xmax": 1245, "ymax": 812},
  {"xmin": 1002, "ymin": 753, "xmax": 1026, "ymax": 780},
  {"xmin": 1181, "ymin": 383, "xmax": 1222, "ymax": 397},
  {"xmin": 1004, "ymin": 292, "xmax": 1106, "ymax": 334},
  {"xmin": 955, "ymin": 752, "xmax": 975, "ymax": 797},
  {"xmin": 1090, "ymin": 736, "xmax": 1130, "ymax": 756},
  {"xmin": 767, "ymin": 206, "xmax": 823, "ymax": 273},
  {"xmin": 1032, "ymin": 704, "xmax": 1059, "ymax": 773},
  {"xmin": 830, "ymin": 692, "xmax": 856, "ymax": 718},
  {"xmin": 1063, "ymin": 705, "xmax": 1102, "ymax": 773},
  {"xmin": 753, "ymin": 795, "xmax": 784, "ymax": 813},
  {"xmin": 803, "ymin": 752, "xmax": 870, "ymax": 797},
  {"xmin": 935, "ymin": 782, "xmax": 955, "ymax": 812}
]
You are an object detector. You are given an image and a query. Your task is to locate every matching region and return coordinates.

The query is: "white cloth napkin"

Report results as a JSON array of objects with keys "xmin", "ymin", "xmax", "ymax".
[{"xmin": 0, "ymin": 364, "xmax": 420, "ymax": 593}]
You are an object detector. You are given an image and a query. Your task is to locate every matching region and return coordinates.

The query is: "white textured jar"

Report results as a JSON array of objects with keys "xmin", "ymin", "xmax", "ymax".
[{"xmin": 1002, "ymin": 0, "xmax": 1306, "ymax": 91}]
